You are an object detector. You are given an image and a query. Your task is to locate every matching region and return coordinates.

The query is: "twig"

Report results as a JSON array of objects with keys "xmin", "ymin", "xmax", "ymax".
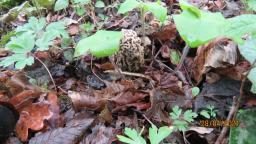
[
  {"xmin": 104, "ymin": 70, "xmax": 152, "ymax": 80},
  {"xmin": 90, "ymin": 57, "xmax": 105, "ymax": 83},
  {"xmin": 175, "ymin": 44, "xmax": 190, "ymax": 71},
  {"xmin": 215, "ymin": 60, "xmax": 256, "ymax": 144},
  {"xmin": 31, "ymin": 54, "xmax": 57, "ymax": 90}
]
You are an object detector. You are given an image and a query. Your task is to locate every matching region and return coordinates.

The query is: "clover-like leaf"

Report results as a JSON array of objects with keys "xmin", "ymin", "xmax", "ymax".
[
  {"xmin": 74, "ymin": 30, "xmax": 123, "ymax": 58},
  {"xmin": 170, "ymin": 106, "xmax": 182, "ymax": 120},
  {"xmin": 200, "ymin": 110, "xmax": 210, "ymax": 119}
]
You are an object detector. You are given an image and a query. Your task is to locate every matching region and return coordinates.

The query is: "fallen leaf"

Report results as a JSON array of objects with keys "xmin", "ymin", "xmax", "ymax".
[
  {"xmin": 68, "ymin": 24, "xmax": 80, "ymax": 36},
  {"xmin": 152, "ymin": 23, "xmax": 177, "ymax": 41},
  {"xmin": 189, "ymin": 126, "xmax": 214, "ymax": 134},
  {"xmin": 192, "ymin": 38, "xmax": 237, "ymax": 83},
  {"xmin": 15, "ymin": 102, "xmax": 53, "ymax": 141}
]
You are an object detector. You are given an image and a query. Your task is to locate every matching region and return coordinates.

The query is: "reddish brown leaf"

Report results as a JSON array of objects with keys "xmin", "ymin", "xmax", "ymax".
[
  {"xmin": 111, "ymin": 91, "xmax": 148, "ymax": 105},
  {"xmin": 15, "ymin": 103, "xmax": 52, "ymax": 141},
  {"xmin": 68, "ymin": 24, "xmax": 80, "ymax": 36},
  {"xmin": 152, "ymin": 23, "xmax": 177, "ymax": 41},
  {"xmin": 95, "ymin": 62, "xmax": 115, "ymax": 70}
]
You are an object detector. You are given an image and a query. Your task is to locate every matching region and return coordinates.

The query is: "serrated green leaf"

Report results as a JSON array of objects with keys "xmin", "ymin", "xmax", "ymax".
[
  {"xmin": 118, "ymin": 0, "xmax": 141, "ymax": 14},
  {"xmin": 191, "ymin": 87, "xmax": 200, "ymax": 97},
  {"xmin": 238, "ymin": 37, "xmax": 256, "ymax": 64},
  {"xmin": 173, "ymin": 120, "xmax": 188, "ymax": 132},
  {"xmin": 170, "ymin": 106, "xmax": 182, "ymax": 120},
  {"xmin": 6, "ymin": 32, "xmax": 35, "ymax": 53},
  {"xmin": 117, "ymin": 128, "xmax": 146, "ymax": 144},
  {"xmin": 46, "ymin": 21, "xmax": 69, "ymax": 39},
  {"xmin": 95, "ymin": 1, "xmax": 104, "ymax": 8},
  {"xmin": 0, "ymin": 53, "xmax": 34, "ymax": 69},
  {"xmin": 74, "ymin": 30, "xmax": 123, "ymax": 58},
  {"xmin": 200, "ymin": 110, "xmax": 210, "ymax": 119},
  {"xmin": 184, "ymin": 110, "xmax": 197, "ymax": 122},
  {"xmin": 54, "ymin": 0, "xmax": 69, "ymax": 11},
  {"xmin": 143, "ymin": 2, "xmax": 167, "ymax": 23},
  {"xmin": 35, "ymin": 31, "xmax": 56, "ymax": 51},
  {"xmin": 149, "ymin": 125, "xmax": 172, "ymax": 144},
  {"xmin": 229, "ymin": 108, "xmax": 256, "ymax": 144},
  {"xmin": 248, "ymin": 68, "xmax": 256, "ymax": 94},
  {"xmin": 16, "ymin": 17, "xmax": 46, "ymax": 34}
]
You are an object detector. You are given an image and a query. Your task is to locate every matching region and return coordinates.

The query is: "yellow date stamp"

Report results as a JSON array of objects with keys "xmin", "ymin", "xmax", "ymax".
[{"xmin": 199, "ymin": 120, "xmax": 240, "ymax": 127}]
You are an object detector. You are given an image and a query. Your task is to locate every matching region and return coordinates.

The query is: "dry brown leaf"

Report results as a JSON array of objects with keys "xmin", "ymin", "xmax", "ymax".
[
  {"xmin": 29, "ymin": 118, "xmax": 94, "ymax": 144},
  {"xmin": 152, "ymin": 23, "xmax": 177, "ymax": 41},
  {"xmin": 192, "ymin": 38, "xmax": 237, "ymax": 83},
  {"xmin": 111, "ymin": 91, "xmax": 148, "ymax": 105},
  {"xmin": 15, "ymin": 102, "xmax": 53, "ymax": 141},
  {"xmin": 68, "ymin": 24, "xmax": 80, "ymax": 36}
]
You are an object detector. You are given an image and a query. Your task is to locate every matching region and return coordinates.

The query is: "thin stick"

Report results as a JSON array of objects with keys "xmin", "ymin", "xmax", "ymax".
[
  {"xmin": 104, "ymin": 70, "xmax": 151, "ymax": 80},
  {"xmin": 90, "ymin": 57, "xmax": 105, "ymax": 83},
  {"xmin": 175, "ymin": 44, "xmax": 190, "ymax": 71},
  {"xmin": 32, "ymin": 54, "xmax": 57, "ymax": 90},
  {"xmin": 215, "ymin": 60, "xmax": 256, "ymax": 144}
]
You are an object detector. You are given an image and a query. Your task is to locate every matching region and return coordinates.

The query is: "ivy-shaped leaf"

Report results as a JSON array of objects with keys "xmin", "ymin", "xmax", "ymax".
[{"xmin": 74, "ymin": 30, "xmax": 123, "ymax": 58}]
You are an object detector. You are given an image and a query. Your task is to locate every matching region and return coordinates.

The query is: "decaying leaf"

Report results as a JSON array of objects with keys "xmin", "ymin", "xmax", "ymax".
[{"xmin": 192, "ymin": 38, "xmax": 238, "ymax": 83}]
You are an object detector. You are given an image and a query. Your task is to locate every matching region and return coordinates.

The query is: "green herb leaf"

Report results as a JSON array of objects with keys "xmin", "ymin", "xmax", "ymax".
[
  {"xmin": 170, "ymin": 49, "xmax": 180, "ymax": 65},
  {"xmin": 95, "ymin": 1, "xmax": 105, "ymax": 8},
  {"xmin": 54, "ymin": 0, "xmax": 69, "ymax": 11},
  {"xmin": 118, "ymin": 0, "xmax": 141, "ymax": 14},
  {"xmin": 117, "ymin": 128, "xmax": 146, "ymax": 144},
  {"xmin": 243, "ymin": 0, "xmax": 256, "ymax": 11},
  {"xmin": 73, "ymin": 0, "xmax": 91, "ymax": 4},
  {"xmin": 200, "ymin": 110, "xmax": 210, "ymax": 119},
  {"xmin": 191, "ymin": 87, "xmax": 200, "ymax": 97},
  {"xmin": 149, "ymin": 124, "xmax": 173, "ymax": 144},
  {"xmin": 74, "ymin": 30, "xmax": 123, "ymax": 58},
  {"xmin": 16, "ymin": 17, "xmax": 46, "ymax": 34},
  {"xmin": 170, "ymin": 106, "xmax": 182, "ymax": 120},
  {"xmin": 184, "ymin": 110, "xmax": 197, "ymax": 122}
]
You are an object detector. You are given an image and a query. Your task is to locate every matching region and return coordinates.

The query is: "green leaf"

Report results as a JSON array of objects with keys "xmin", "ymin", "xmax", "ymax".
[
  {"xmin": 80, "ymin": 22, "xmax": 94, "ymax": 31},
  {"xmin": 243, "ymin": 0, "xmax": 256, "ymax": 11},
  {"xmin": 73, "ymin": 0, "xmax": 91, "ymax": 4},
  {"xmin": 54, "ymin": 0, "xmax": 69, "ymax": 11},
  {"xmin": 95, "ymin": 1, "xmax": 104, "ymax": 8},
  {"xmin": 74, "ymin": 30, "xmax": 123, "ymax": 58},
  {"xmin": 143, "ymin": 2, "xmax": 167, "ymax": 23},
  {"xmin": 0, "ymin": 53, "xmax": 34, "ymax": 69},
  {"xmin": 45, "ymin": 21, "xmax": 69, "ymax": 39},
  {"xmin": 248, "ymin": 68, "xmax": 256, "ymax": 93},
  {"xmin": 200, "ymin": 110, "xmax": 210, "ymax": 119},
  {"xmin": 74, "ymin": 6, "xmax": 86, "ymax": 16},
  {"xmin": 173, "ymin": 4, "xmax": 226, "ymax": 48},
  {"xmin": 117, "ymin": 128, "xmax": 146, "ymax": 144},
  {"xmin": 238, "ymin": 37, "xmax": 256, "ymax": 64},
  {"xmin": 149, "ymin": 125, "xmax": 172, "ymax": 144},
  {"xmin": 191, "ymin": 87, "xmax": 200, "ymax": 97},
  {"xmin": 35, "ymin": 31, "xmax": 56, "ymax": 51},
  {"xmin": 183, "ymin": 110, "xmax": 197, "ymax": 122},
  {"xmin": 6, "ymin": 32, "xmax": 35, "ymax": 53},
  {"xmin": 170, "ymin": 106, "xmax": 182, "ymax": 120},
  {"xmin": 118, "ymin": 0, "xmax": 141, "ymax": 14},
  {"xmin": 16, "ymin": 17, "xmax": 46, "ymax": 34},
  {"xmin": 35, "ymin": 0, "xmax": 55, "ymax": 9},
  {"xmin": 229, "ymin": 108, "xmax": 256, "ymax": 144},
  {"xmin": 170, "ymin": 49, "xmax": 180, "ymax": 65},
  {"xmin": 173, "ymin": 120, "xmax": 188, "ymax": 132}
]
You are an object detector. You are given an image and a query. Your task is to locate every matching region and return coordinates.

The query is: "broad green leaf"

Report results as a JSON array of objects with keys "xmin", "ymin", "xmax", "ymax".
[
  {"xmin": 143, "ymin": 2, "xmax": 167, "ymax": 23},
  {"xmin": 173, "ymin": 6, "xmax": 226, "ymax": 48},
  {"xmin": 35, "ymin": 31, "xmax": 56, "ymax": 51},
  {"xmin": 16, "ymin": 17, "xmax": 46, "ymax": 34},
  {"xmin": 149, "ymin": 125, "xmax": 172, "ymax": 144},
  {"xmin": 248, "ymin": 68, "xmax": 256, "ymax": 93},
  {"xmin": 229, "ymin": 108, "xmax": 256, "ymax": 144},
  {"xmin": 117, "ymin": 128, "xmax": 146, "ymax": 144},
  {"xmin": 170, "ymin": 106, "xmax": 182, "ymax": 120},
  {"xmin": 191, "ymin": 87, "xmax": 200, "ymax": 97},
  {"xmin": 95, "ymin": 1, "xmax": 104, "ymax": 8},
  {"xmin": 225, "ymin": 15, "xmax": 256, "ymax": 43},
  {"xmin": 46, "ymin": 21, "xmax": 69, "ymax": 39},
  {"xmin": 6, "ymin": 32, "xmax": 35, "ymax": 53},
  {"xmin": 179, "ymin": 0, "xmax": 201, "ymax": 18},
  {"xmin": 73, "ymin": 0, "xmax": 91, "ymax": 4},
  {"xmin": 200, "ymin": 110, "xmax": 210, "ymax": 119},
  {"xmin": 238, "ymin": 37, "xmax": 256, "ymax": 64},
  {"xmin": 118, "ymin": 0, "xmax": 141, "ymax": 14},
  {"xmin": 183, "ymin": 110, "xmax": 197, "ymax": 122},
  {"xmin": 74, "ymin": 30, "xmax": 123, "ymax": 58},
  {"xmin": 54, "ymin": 0, "xmax": 69, "ymax": 11}
]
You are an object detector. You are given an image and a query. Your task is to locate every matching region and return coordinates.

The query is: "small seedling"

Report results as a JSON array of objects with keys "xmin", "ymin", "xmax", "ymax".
[
  {"xmin": 200, "ymin": 105, "xmax": 218, "ymax": 119},
  {"xmin": 191, "ymin": 87, "xmax": 200, "ymax": 97},
  {"xmin": 170, "ymin": 106, "xmax": 198, "ymax": 132}
]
